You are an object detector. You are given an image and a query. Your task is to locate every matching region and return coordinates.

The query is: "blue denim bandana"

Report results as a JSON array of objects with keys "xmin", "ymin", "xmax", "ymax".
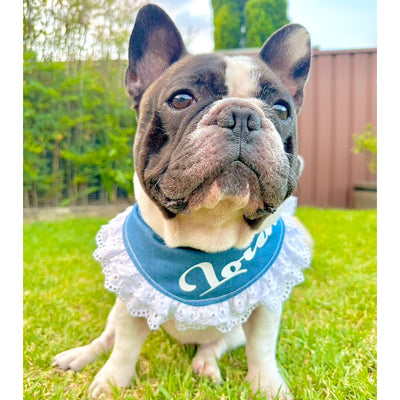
[{"xmin": 122, "ymin": 204, "xmax": 285, "ymax": 306}]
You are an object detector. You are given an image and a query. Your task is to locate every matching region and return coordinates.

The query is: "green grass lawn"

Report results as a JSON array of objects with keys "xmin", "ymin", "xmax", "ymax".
[{"xmin": 23, "ymin": 207, "xmax": 376, "ymax": 399}]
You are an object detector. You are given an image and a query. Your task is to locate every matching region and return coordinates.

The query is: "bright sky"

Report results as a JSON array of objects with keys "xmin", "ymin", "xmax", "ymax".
[{"xmin": 151, "ymin": 0, "xmax": 377, "ymax": 53}]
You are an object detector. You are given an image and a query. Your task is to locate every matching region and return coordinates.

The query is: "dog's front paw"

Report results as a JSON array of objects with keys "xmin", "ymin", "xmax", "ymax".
[
  {"xmin": 192, "ymin": 351, "xmax": 222, "ymax": 383},
  {"xmin": 89, "ymin": 378, "xmax": 112, "ymax": 399},
  {"xmin": 246, "ymin": 369, "xmax": 292, "ymax": 400},
  {"xmin": 53, "ymin": 345, "xmax": 98, "ymax": 371},
  {"xmin": 88, "ymin": 362, "xmax": 135, "ymax": 399}
]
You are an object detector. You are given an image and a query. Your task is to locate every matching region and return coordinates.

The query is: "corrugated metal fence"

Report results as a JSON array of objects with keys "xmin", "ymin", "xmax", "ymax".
[{"xmin": 296, "ymin": 48, "xmax": 377, "ymax": 208}]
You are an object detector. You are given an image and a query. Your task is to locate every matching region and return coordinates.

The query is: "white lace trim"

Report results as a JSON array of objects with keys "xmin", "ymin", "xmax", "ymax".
[{"xmin": 93, "ymin": 197, "xmax": 311, "ymax": 332}]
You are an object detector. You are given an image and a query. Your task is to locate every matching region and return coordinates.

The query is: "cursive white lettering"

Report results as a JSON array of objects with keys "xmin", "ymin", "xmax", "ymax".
[
  {"xmin": 179, "ymin": 262, "xmax": 220, "ymax": 293},
  {"xmin": 178, "ymin": 228, "xmax": 271, "ymax": 297}
]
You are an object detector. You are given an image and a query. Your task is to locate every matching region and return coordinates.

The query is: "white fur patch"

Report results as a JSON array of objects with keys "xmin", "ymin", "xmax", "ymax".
[{"xmin": 224, "ymin": 56, "xmax": 259, "ymax": 98}]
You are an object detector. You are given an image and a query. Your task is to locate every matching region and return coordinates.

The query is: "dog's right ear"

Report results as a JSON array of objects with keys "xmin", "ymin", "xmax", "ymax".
[
  {"xmin": 125, "ymin": 4, "xmax": 188, "ymax": 108},
  {"xmin": 259, "ymin": 24, "xmax": 311, "ymax": 113}
]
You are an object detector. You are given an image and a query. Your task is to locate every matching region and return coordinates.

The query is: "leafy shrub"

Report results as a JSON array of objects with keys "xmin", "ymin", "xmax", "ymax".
[
  {"xmin": 353, "ymin": 124, "xmax": 377, "ymax": 173},
  {"xmin": 23, "ymin": 52, "xmax": 136, "ymax": 207}
]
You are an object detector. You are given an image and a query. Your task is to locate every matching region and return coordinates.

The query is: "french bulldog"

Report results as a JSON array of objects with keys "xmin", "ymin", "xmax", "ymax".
[{"xmin": 53, "ymin": 4, "xmax": 312, "ymax": 399}]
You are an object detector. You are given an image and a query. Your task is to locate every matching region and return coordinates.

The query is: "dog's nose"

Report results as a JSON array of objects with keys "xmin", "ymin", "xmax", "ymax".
[{"xmin": 217, "ymin": 106, "xmax": 261, "ymax": 141}]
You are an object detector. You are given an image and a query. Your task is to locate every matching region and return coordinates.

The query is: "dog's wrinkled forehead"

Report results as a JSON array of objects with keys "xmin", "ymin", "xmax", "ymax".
[
  {"xmin": 144, "ymin": 53, "xmax": 291, "ymax": 106},
  {"xmin": 142, "ymin": 56, "xmax": 276, "ymax": 123}
]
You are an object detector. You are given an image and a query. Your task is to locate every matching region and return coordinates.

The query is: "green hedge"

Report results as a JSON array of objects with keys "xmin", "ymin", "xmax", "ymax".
[{"xmin": 23, "ymin": 52, "xmax": 136, "ymax": 207}]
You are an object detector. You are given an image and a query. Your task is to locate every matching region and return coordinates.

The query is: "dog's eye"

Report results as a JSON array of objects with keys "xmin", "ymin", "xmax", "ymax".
[
  {"xmin": 273, "ymin": 103, "xmax": 290, "ymax": 121},
  {"xmin": 169, "ymin": 92, "xmax": 196, "ymax": 109}
]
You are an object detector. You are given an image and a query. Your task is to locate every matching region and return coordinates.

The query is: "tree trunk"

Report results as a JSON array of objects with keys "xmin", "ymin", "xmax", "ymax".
[
  {"xmin": 32, "ymin": 186, "xmax": 39, "ymax": 208},
  {"xmin": 52, "ymin": 140, "xmax": 60, "ymax": 206},
  {"xmin": 24, "ymin": 190, "xmax": 30, "ymax": 208}
]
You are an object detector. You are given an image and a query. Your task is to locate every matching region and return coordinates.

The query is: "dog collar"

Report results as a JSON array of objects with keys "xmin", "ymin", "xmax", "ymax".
[{"xmin": 122, "ymin": 204, "xmax": 285, "ymax": 306}]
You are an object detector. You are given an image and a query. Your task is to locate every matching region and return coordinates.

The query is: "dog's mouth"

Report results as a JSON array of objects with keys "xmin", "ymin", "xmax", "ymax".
[{"xmin": 154, "ymin": 159, "xmax": 283, "ymax": 224}]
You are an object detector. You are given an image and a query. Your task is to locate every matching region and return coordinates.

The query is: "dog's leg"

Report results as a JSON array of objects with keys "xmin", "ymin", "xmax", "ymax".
[
  {"xmin": 243, "ymin": 305, "xmax": 292, "ymax": 400},
  {"xmin": 192, "ymin": 324, "xmax": 246, "ymax": 383},
  {"xmin": 88, "ymin": 298, "xmax": 150, "ymax": 398},
  {"xmin": 53, "ymin": 301, "xmax": 117, "ymax": 371}
]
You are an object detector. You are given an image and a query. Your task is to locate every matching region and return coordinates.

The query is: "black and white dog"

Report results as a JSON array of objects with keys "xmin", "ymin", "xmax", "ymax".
[{"xmin": 54, "ymin": 4, "xmax": 312, "ymax": 399}]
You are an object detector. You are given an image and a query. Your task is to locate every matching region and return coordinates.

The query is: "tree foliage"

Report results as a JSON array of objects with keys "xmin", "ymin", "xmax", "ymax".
[
  {"xmin": 212, "ymin": 0, "xmax": 247, "ymax": 49},
  {"xmin": 211, "ymin": 0, "xmax": 289, "ymax": 49},
  {"xmin": 214, "ymin": 4, "xmax": 242, "ymax": 49},
  {"xmin": 245, "ymin": 0, "xmax": 289, "ymax": 47}
]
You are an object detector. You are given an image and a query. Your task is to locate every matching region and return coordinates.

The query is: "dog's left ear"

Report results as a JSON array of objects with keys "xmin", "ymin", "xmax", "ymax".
[
  {"xmin": 260, "ymin": 24, "xmax": 311, "ymax": 113},
  {"xmin": 125, "ymin": 4, "xmax": 188, "ymax": 108}
]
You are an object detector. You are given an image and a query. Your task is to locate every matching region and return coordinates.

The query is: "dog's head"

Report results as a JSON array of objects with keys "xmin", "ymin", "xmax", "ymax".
[{"xmin": 125, "ymin": 4, "xmax": 311, "ymax": 251}]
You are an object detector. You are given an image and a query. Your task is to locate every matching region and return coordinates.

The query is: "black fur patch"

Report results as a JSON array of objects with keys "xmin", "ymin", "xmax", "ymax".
[
  {"xmin": 292, "ymin": 57, "xmax": 311, "ymax": 80},
  {"xmin": 144, "ymin": 112, "xmax": 169, "ymax": 168},
  {"xmin": 284, "ymin": 135, "xmax": 293, "ymax": 156}
]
